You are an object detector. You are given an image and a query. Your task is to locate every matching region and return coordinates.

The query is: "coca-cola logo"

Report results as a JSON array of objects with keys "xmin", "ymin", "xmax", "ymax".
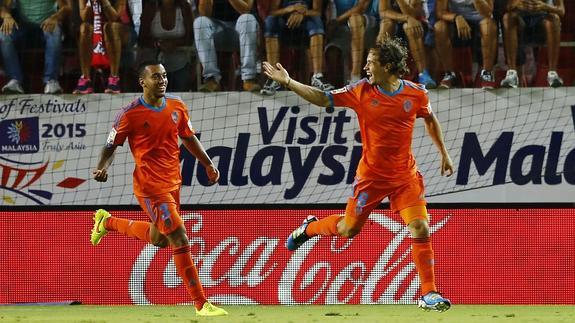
[{"xmin": 129, "ymin": 212, "xmax": 450, "ymax": 305}]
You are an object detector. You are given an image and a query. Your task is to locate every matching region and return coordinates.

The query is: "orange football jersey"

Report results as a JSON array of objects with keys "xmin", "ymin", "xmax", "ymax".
[
  {"xmin": 327, "ymin": 79, "xmax": 433, "ymax": 184},
  {"xmin": 107, "ymin": 95, "xmax": 195, "ymax": 197}
]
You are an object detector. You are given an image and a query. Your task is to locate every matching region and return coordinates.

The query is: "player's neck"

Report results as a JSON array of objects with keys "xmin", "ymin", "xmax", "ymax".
[
  {"xmin": 142, "ymin": 93, "xmax": 164, "ymax": 107},
  {"xmin": 378, "ymin": 77, "xmax": 401, "ymax": 93}
]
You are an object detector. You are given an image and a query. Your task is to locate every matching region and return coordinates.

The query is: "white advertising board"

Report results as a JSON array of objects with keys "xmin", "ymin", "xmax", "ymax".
[{"xmin": 0, "ymin": 88, "xmax": 573, "ymax": 205}]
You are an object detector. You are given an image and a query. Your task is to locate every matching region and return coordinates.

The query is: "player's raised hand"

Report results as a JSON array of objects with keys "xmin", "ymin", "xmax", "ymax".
[
  {"xmin": 262, "ymin": 62, "xmax": 290, "ymax": 87},
  {"xmin": 441, "ymin": 154, "xmax": 454, "ymax": 177},
  {"xmin": 206, "ymin": 165, "xmax": 220, "ymax": 186},
  {"xmin": 93, "ymin": 168, "xmax": 109, "ymax": 182}
]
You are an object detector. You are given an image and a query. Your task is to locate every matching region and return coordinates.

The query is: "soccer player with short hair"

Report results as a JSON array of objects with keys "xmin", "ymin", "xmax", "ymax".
[
  {"xmin": 262, "ymin": 37, "xmax": 454, "ymax": 312},
  {"xmin": 91, "ymin": 61, "xmax": 227, "ymax": 316}
]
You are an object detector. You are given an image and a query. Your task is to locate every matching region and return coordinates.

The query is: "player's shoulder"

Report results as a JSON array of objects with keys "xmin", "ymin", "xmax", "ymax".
[
  {"xmin": 165, "ymin": 94, "xmax": 188, "ymax": 110},
  {"xmin": 116, "ymin": 97, "xmax": 142, "ymax": 117},
  {"xmin": 329, "ymin": 78, "xmax": 370, "ymax": 95},
  {"xmin": 165, "ymin": 94, "xmax": 185, "ymax": 104},
  {"xmin": 402, "ymin": 79, "xmax": 429, "ymax": 95}
]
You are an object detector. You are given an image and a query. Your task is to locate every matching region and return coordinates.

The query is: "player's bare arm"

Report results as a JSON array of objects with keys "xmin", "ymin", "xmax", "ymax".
[
  {"xmin": 180, "ymin": 135, "xmax": 220, "ymax": 185},
  {"xmin": 423, "ymin": 114, "xmax": 454, "ymax": 177},
  {"xmin": 93, "ymin": 145, "xmax": 117, "ymax": 182},
  {"xmin": 262, "ymin": 61, "xmax": 331, "ymax": 107}
]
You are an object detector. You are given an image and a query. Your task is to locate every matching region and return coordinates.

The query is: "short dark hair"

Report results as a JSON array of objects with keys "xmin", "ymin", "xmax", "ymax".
[
  {"xmin": 370, "ymin": 37, "xmax": 409, "ymax": 77},
  {"xmin": 137, "ymin": 60, "xmax": 162, "ymax": 77}
]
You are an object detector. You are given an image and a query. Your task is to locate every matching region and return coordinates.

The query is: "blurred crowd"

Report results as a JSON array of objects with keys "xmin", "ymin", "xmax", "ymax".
[{"xmin": 0, "ymin": 0, "xmax": 572, "ymax": 95}]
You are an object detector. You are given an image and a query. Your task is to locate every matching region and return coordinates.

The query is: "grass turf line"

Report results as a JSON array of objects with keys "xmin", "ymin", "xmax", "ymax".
[{"xmin": 0, "ymin": 305, "xmax": 573, "ymax": 322}]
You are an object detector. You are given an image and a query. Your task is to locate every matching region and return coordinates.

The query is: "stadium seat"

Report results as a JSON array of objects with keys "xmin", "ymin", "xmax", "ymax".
[{"xmin": 453, "ymin": 46, "xmax": 474, "ymax": 87}]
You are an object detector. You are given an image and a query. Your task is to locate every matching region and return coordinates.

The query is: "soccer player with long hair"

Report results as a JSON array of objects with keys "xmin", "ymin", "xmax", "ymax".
[
  {"xmin": 91, "ymin": 60, "xmax": 227, "ymax": 316},
  {"xmin": 263, "ymin": 37, "xmax": 453, "ymax": 311}
]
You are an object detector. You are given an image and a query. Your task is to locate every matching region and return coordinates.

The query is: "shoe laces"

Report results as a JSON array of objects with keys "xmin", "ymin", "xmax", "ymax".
[
  {"xmin": 481, "ymin": 70, "xmax": 494, "ymax": 82},
  {"xmin": 312, "ymin": 76, "xmax": 334, "ymax": 90},
  {"xmin": 441, "ymin": 72, "xmax": 455, "ymax": 82},
  {"xmin": 77, "ymin": 77, "xmax": 90, "ymax": 86},
  {"xmin": 108, "ymin": 76, "xmax": 120, "ymax": 86},
  {"xmin": 506, "ymin": 69, "xmax": 518, "ymax": 77},
  {"xmin": 270, "ymin": 79, "xmax": 281, "ymax": 88}
]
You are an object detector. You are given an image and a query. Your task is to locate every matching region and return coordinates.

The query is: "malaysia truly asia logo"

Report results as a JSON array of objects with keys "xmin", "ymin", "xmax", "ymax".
[
  {"xmin": 0, "ymin": 117, "xmax": 40, "ymax": 153},
  {"xmin": 0, "ymin": 157, "xmax": 86, "ymax": 205}
]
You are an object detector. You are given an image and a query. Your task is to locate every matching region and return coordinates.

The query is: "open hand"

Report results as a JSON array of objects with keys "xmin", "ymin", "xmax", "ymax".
[
  {"xmin": 455, "ymin": 15, "xmax": 471, "ymax": 40},
  {"xmin": 0, "ymin": 15, "xmax": 17, "ymax": 35},
  {"xmin": 262, "ymin": 61, "xmax": 290, "ymax": 86}
]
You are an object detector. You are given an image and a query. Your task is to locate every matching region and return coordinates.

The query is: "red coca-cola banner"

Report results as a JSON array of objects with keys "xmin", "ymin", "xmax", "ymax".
[{"xmin": 1, "ymin": 209, "xmax": 574, "ymax": 305}]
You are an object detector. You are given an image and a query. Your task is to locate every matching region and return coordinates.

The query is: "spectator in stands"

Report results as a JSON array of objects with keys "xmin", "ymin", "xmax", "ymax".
[
  {"xmin": 324, "ymin": 0, "xmax": 379, "ymax": 86},
  {"xmin": 127, "ymin": 0, "xmax": 142, "ymax": 37},
  {"xmin": 138, "ymin": 0, "xmax": 194, "ymax": 92},
  {"xmin": 74, "ymin": 0, "xmax": 129, "ymax": 94},
  {"xmin": 500, "ymin": 0, "xmax": 565, "ymax": 88},
  {"xmin": 0, "ymin": 0, "xmax": 71, "ymax": 94},
  {"xmin": 260, "ymin": 0, "xmax": 335, "ymax": 96},
  {"xmin": 434, "ymin": 0, "xmax": 498, "ymax": 89},
  {"xmin": 378, "ymin": 0, "xmax": 437, "ymax": 88},
  {"xmin": 194, "ymin": 0, "xmax": 261, "ymax": 92}
]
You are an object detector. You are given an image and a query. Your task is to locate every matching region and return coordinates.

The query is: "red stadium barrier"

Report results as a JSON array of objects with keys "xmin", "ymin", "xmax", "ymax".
[{"xmin": 1, "ymin": 209, "xmax": 574, "ymax": 305}]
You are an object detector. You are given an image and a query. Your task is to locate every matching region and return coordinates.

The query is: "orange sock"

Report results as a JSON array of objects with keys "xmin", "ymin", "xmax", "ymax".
[
  {"xmin": 305, "ymin": 215, "xmax": 343, "ymax": 236},
  {"xmin": 173, "ymin": 245, "xmax": 207, "ymax": 310},
  {"xmin": 412, "ymin": 237, "xmax": 437, "ymax": 295},
  {"xmin": 105, "ymin": 217, "xmax": 151, "ymax": 243}
]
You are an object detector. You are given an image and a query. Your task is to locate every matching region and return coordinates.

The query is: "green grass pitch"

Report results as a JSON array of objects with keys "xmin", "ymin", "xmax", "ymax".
[{"xmin": 0, "ymin": 305, "xmax": 574, "ymax": 322}]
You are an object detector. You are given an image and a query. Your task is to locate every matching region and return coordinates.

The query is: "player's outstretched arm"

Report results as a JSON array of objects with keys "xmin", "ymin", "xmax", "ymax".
[
  {"xmin": 424, "ymin": 114, "xmax": 454, "ymax": 176},
  {"xmin": 93, "ymin": 145, "xmax": 117, "ymax": 182},
  {"xmin": 181, "ymin": 135, "xmax": 220, "ymax": 185},
  {"xmin": 262, "ymin": 61, "xmax": 331, "ymax": 108}
]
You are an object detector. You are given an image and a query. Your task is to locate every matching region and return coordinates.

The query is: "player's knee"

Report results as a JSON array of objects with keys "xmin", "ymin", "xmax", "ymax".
[
  {"xmin": 408, "ymin": 218, "xmax": 430, "ymax": 237},
  {"xmin": 152, "ymin": 237, "xmax": 169, "ymax": 248},
  {"xmin": 339, "ymin": 226, "xmax": 361, "ymax": 238},
  {"xmin": 167, "ymin": 226, "xmax": 190, "ymax": 247}
]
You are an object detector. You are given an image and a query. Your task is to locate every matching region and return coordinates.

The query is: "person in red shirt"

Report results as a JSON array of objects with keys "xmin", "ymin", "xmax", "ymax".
[
  {"xmin": 263, "ymin": 37, "xmax": 453, "ymax": 312},
  {"xmin": 91, "ymin": 61, "xmax": 227, "ymax": 316}
]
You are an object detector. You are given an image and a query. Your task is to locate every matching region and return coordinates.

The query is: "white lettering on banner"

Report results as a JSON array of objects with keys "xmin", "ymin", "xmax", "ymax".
[{"xmin": 129, "ymin": 213, "xmax": 451, "ymax": 305}]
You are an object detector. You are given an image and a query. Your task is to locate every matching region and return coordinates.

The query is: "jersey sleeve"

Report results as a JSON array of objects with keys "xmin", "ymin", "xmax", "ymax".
[
  {"xmin": 106, "ymin": 110, "xmax": 130, "ymax": 148},
  {"xmin": 416, "ymin": 91, "xmax": 433, "ymax": 118},
  {"xmin": 178, "ymin": 106, "xmax": 196, "ymax": 138},
  {"xmin": 325, "ymin": 80, "xmax": 365, "ymax": 110}
]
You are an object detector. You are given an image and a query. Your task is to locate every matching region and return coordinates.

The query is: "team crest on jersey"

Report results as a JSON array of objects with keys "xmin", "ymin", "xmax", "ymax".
[
  {"xmin": 403, "ymin": 100, "xmax": 413, "ymax": 112},
  {"xmin": 370, "ymin": 99, "xmax": 379, "ymax": 107},
  {"xmin": 171, "ymin": 111, "xmax": 179, "ymax": 124}
]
